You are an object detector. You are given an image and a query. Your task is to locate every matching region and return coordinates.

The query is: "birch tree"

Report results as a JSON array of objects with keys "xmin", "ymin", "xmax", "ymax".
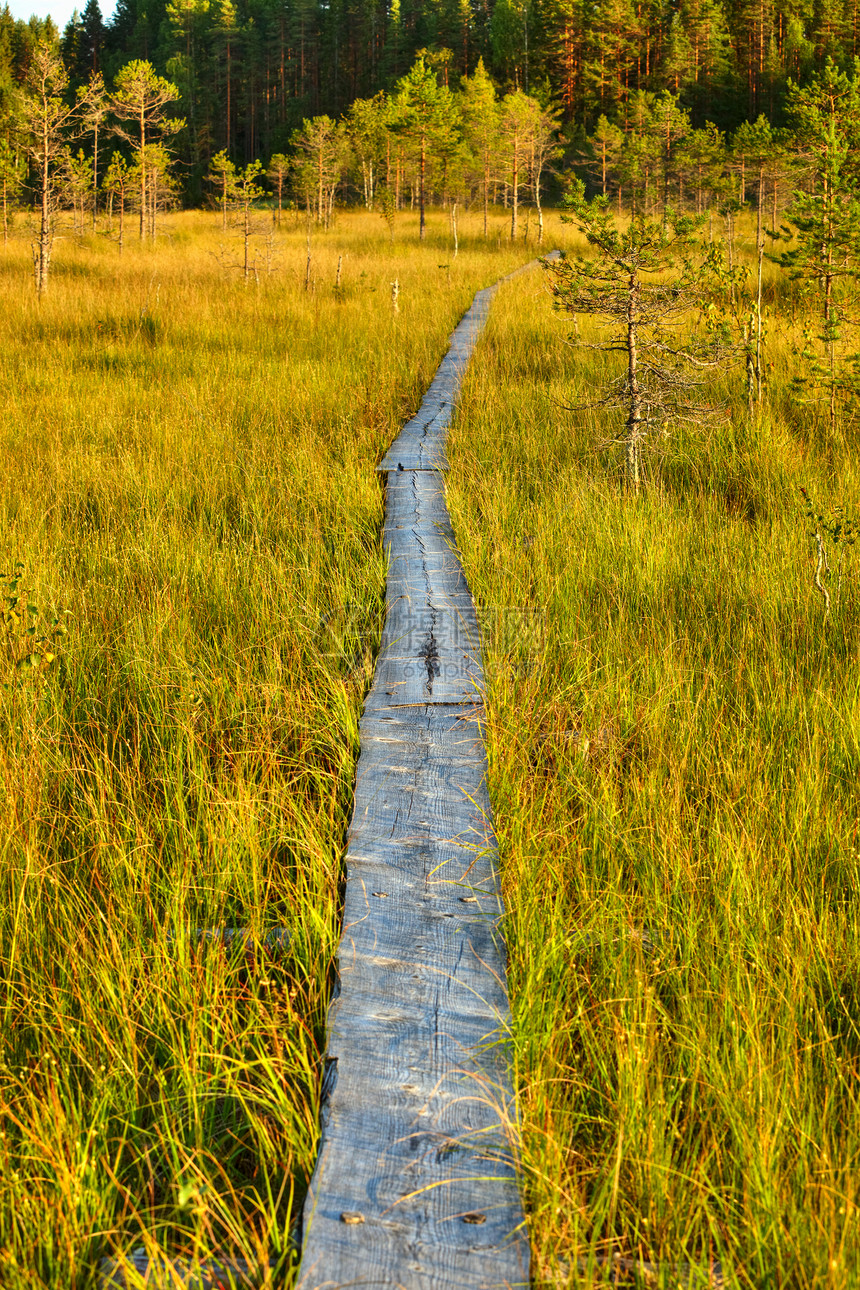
[{"xmin": 289, "ymin": 115, "xmax": 348, "ymax": 226}]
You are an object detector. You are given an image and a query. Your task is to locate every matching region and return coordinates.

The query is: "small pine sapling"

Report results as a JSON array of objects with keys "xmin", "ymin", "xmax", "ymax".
[
  {"xmin": 545, "ymin": 179, "xmax": 734, "ymax": 489},
  {"xmin": 378, "ymin": 185, "xmax": 395, "ymax": 240},
  {"xmin": 102, "ymin": 152, "xmax": 130, "ymax": 250},
  {"xmin": 207, "ymin": 149, "xmax": 236, "ymax": 231}
]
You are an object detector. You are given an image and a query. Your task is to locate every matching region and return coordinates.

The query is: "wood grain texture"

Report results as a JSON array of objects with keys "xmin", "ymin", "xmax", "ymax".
[
  {"xmin": 297, "ymin": 266, "xmax": 559, "ymax": 1290},
  {"xmin": 363, "ymin": 472, "xmax": 483, "ymax": 710},
  {"xmin": 298, "ymin": 711, "xmax": 528, "ymax": 1290}
]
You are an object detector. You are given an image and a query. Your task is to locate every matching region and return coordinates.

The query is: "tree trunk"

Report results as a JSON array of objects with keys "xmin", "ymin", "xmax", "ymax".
[
  {"xmin": 510, "ymin": 129, "xmax": 518, "ymax": 241},
  {"xmin": 534, "ymin": 165, "xmax": 544, "ymax": 245},
  {"xmin": 625, "ymin": 273, "xmax": 641, "ymax": 489},
  {"xmin": 92, "ymin": 121, "xmax": 99, "ymax": 228},
  {"xmin": 139, "ymin": 103, "xmax": 146, "ymax": 240},
  {"xmin": 755, "ymin": 161, "xmax": 764, "ymax": 407},
  {"xmin": 419, "ymin": 130, "xmax": 426, "ymax": 239},
  {"xmin": 36, "ymin": 119, "xmax": 51, "ymax": 296},
  {"xmin": 825, "ymin": 173, "xmax": 836, "ymax": 434},
  {"xmin": 226, "ymin": 40, "xmax": 231, "ymax": 151}
]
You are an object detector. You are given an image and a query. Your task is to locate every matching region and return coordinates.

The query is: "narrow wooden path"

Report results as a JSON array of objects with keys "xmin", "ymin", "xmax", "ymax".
[{"xmin": 298, "ymin": 257, "xmax": 555, "ymax": 1290}]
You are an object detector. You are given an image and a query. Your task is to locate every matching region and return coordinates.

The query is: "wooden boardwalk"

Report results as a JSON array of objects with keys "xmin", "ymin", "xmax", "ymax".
[{"xmin": 297, "ymin": 260, "xmax": 555, "ymax": 1290}]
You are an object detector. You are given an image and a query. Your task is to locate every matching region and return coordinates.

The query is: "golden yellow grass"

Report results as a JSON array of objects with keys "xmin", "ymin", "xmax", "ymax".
[
  {"xmin": 448, "ymin": 223, "xmax": 860, "ymax": 1288},
  {"xmin": 0, "ymin": 206, "xmax": 568, "ymax": 1287}
]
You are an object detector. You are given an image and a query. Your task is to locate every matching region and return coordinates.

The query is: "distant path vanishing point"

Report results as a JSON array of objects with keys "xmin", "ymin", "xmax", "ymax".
[{"xmin": 297, "ymin": 254, "xmax": 558, "ymax": 1290}]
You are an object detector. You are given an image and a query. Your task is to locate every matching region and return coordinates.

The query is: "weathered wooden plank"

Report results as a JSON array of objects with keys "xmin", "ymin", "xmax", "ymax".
[
  {"xmin": 383, "ymin": 476, "xmax": 455, "ymax": 541},
  {"xmin": 368, "ymin": 479, "xmax": 485, "ymax": 707},
  {"xmin": 297, "ymin": 270, "xmax": 546, "ymax": 1290},
  {"xmin": 298, "ymin": 708, "xmax": 526, "ymax": 1290},
  {"xmin": 378, "ymin": 257, "xmax": 558, "ymax": 474}
]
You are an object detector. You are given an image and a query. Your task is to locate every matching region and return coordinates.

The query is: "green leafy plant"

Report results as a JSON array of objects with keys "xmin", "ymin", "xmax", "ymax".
[{"xmin": 1, "ymin": 563, "xmax": 68, "ymax": 674}]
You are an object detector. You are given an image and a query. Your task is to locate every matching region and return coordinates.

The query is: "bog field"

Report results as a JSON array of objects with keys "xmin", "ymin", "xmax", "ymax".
[{"xmin": 0, "ymin": 207, "xmax": 857, "ymax": 1289}]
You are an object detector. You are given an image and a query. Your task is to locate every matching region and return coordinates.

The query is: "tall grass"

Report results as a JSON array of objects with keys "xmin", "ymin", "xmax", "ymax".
[
  {"xmin": 0, "ymin": 208, "xmax": 555, "ymax": 1287},
  {"xmin": 447, "ymin": 221, "xmax": 860, "ymax": 1288}
]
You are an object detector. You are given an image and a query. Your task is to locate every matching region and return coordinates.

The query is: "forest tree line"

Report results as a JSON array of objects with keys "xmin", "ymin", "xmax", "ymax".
[
  {"xmin": 0, "ymin": 0, "xmax": 858, "ymax": 186},
  {"xmin": 2, "ymin": 0, "xmax": 860, "ymax": 310}
]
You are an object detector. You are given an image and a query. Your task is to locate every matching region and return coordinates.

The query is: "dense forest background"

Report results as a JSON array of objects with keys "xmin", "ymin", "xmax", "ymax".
[{"xmin": 0, "ymin": 0, "xmax": 858, "ymax": 205}]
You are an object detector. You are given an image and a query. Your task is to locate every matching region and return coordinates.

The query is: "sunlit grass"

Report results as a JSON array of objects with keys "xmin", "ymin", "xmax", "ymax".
[
  {"xmin": 0, "ymin": 206, "xmax": 562, "ymax": 1287},
  {"xmin": 448, "ymin": 218, "xmax": 860, "ymax": 1288}
]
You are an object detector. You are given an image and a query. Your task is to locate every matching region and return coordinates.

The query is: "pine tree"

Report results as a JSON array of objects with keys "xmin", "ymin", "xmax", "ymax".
[
  {"xmin": 580, "ymin": 0, "xmax": 639, "ymax": 123},
  {"xmin": 732, "ymin": 114, "xmax": 783, "ymax": 406},
  {"xmin": 677, "ymin": 121, "xmax": 726, "ymax": 217},
  {"xmin": 290, "ymin": 115, "xmax": 349, "ymax": 226},
  {"xmin": 460, "ymin": 58, "xmax": 500, "ymax": 234},
  {"xmin": 60, "ymin": 10, "xmax": 86, "ymax": 84},
  {"xmin": 499, "ymin": 89, "xmax": 534, "ymax": 238},
  {"xmin": 207, "ymin": 147, "xmax": 236, "ymax": 229},
  {"xmin": 650, "ymin": 89, "xmax": 690, "ymax": 218},
  {"xmin": 78, "ymin": 71, "xmax": 107, "ymax": 227},
  {"xmin": 586, "ymin": 113, "xmax": 625, "ymax": 200},
  {"xmin": 545, "ymin": 179, "xmax": 731, "ymax": 487},
  {"xmin": 233, "ymin": 159, "xmax": 265, "ymax": 282},
  {"xmin": 80, "ymin": 0, "xmax": 105, "ymax": 74},
  {"xmin": 490, "ymin": 0, "xmax": 531, "ymax": 91},
  {"xmin": 111, "ymin": 60, "xmax": 183, "ymax": 240},
  {"xmin": 267, "ymin": 152, "xmax": 289, "ymax": 224},
  {"xmin": 783, "ymin": 58, "xmax": 860, "ymax": 433},
  {"xmin": 345, "ymin": 92, "xmax": 389, "ymax": 210},
  {"xmin": 102, "ymin": 150, "xmax": 130, "ymax": 248},
  {"xmin": 17, "ymin": 44, "xmax": 84, "ymax": 295},
  {"xmin": 165, "ymin": 0, "xmax": 209, "ymax": 171},
  {"xmin": 394, "ymin": 57, "xmax": 459, "ymax": 239}
]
